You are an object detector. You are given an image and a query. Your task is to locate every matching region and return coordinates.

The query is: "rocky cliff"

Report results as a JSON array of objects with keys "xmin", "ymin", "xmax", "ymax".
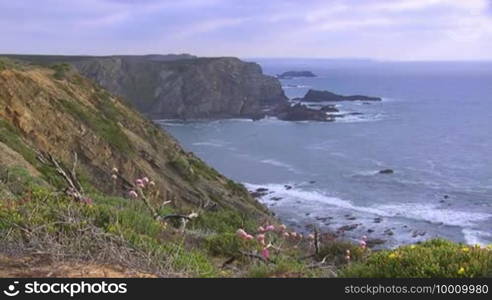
[
  {"xmin": 0, "ymin": 58, "xmax": 268, "ymax": 216},
  {"xmin": 4, "ymin": 55, "xmax": 288, "ymax": 120}
]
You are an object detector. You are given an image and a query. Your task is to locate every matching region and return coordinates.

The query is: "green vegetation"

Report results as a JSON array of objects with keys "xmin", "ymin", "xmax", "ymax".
[
  {"xmin": 1, "ymin": 166, "xmax": 491, "ymax": 278},
  {"xmin": 341, "ymin": 239, "xmax": 492, "ymax": 278},
  {"xmin": 50, "ymin": 63, "xmax": 71, "ymax": 80},
  {"xmin": 58, "ymin": 99, "xmax": 133, "ymax": 154}
]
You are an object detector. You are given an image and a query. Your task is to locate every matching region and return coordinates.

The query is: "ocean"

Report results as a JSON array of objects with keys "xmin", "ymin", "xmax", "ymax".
[{"xmin": 158, "ymin": 59, "xmax": 492, "ymax": 248}]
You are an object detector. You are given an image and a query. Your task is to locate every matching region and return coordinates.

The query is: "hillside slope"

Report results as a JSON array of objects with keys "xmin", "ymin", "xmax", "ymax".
[{"xmin": 0, "ymin": 58, "xmax": 267, "ymax": 215}]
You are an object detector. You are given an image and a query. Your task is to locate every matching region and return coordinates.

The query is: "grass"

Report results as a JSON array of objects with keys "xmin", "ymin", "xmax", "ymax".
[
  {"xmin": 1, "ymin": 165, "xmax": 491, "ymax": 278},
  {"xmin": 58, "ymin": 98, "xmax": 134, "ymax": 154}
]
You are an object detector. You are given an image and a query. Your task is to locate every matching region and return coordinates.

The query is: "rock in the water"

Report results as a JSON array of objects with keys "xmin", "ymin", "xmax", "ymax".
[
  {"xmin": 274, "ymin": 103, "xmax": 334, "ymax": 122},
  {"xmin": 366, "ymin": 238, "xmax": 386, "ymax": 248},
  {"xmin": 277, "ymin": 70, "xmax": 317, "ymax": 79},
  {"xmin": 338, "ymin": 224, "xmax": 359, "ymax": 231},
  {"xmin": 379, "ymin": 169, "xmax": 394, "ymax": 174},
  {"xmin": 300, "ymin": 89, "xmax": 382, "ymax": 102}
]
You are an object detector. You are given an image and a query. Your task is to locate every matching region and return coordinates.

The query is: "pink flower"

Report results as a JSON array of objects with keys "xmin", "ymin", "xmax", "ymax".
[
  {"xmin": 128, "ymin": 190, "xmax": 138, "ymax": 198},
  {"xmin": 257, "ymin": 226, "xmax": 266, "ymax": 233},
  {"xmin": 265, "ymin": 225, "xmax": 275, "ymax": 232},
  {"xmin": 236, "ymin": 229, "xmax": 247, "ymax": 238},
  {"xmin": 137, "ymin": 183, "xmax": 145, "ymax": 188},
  {"xmin": 142, "ymin": 177, "xmax": 150, "ymax": 184},
  {"xmin": 298, "ymin": 234, "xmax": 304, "ymax": 240},
  {"xmin": 245, "ymin": 234, "xmax": 254, "ymax": 241},
  {"xmin": 261, "ymin": 248, "xmax": 270, "ymax": 260},
  {"xmin": 361, "ymin": 235, "xmax": 368, "ymax": 241},
  {"xmin": 290, "ymin": 232, "xmax": 297, "ymax": 238},
  {"xmin": 278, "ymin": 224, "xmax": 287, "ymax": 232},
  {"xmin": 346, "ymin": 249, "xmax": 351, "ymax": 255},
  {"xmin": 307, "ymin": 234, "xmax": 315, "ymax": 240},
  {"xmin": 149, "ymin": 181, "xmax": 156, "ymax": 186},
  {"xmin": 283, "ymin": 232, "xmax": 290, "ymax": 238},
  {"xmin": 256, "ymin": 234, "xmax": 265, "ymax": 241},
  {"xmin": 112, "ymin": 167, "xmax": 119, "ymax": 173},
  {"xmin": 135, "ymin": 179, "xmax": 144, "ymax": 186},
  {"xmin": 359, "ymin": 240, "xmax": 367, "ymax": 248},
  {"xmin": 345, "ymin": 255, "xmax": 351, "ymax": 261},
  {"xmin": 111, "ymin": 174, "xmax": 118, "ymax": 180}
]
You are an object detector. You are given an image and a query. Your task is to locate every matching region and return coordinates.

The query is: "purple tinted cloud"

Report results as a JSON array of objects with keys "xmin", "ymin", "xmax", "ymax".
[{"xmin": 0, "ymin": 0, "xmax": 491, "ymax": 60}]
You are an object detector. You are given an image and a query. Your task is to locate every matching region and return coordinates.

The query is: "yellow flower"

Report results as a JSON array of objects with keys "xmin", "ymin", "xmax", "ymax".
[
  {"xmin": 457, "ymin": 267, "xmax": 465, "ymax": 275},
  {"xmin": 461, "ymin": 247, "xmax": 470, "ymax": 252},
  {"xmin": 410, "ymin": 245, "xmax": 416, "ymax": 249},
  {"xmin": 388, "ymin": 253, "xmax": 397, "ymax": 259}
]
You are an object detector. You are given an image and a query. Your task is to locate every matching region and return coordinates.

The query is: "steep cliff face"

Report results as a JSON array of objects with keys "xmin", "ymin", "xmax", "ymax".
[
  {"xmin": 0, "ymin": 59, "xmax": 268, "ymax": 216},
  {"xmin": 5, "ymin": 55, "xmax": 288, "ymax": 119}
]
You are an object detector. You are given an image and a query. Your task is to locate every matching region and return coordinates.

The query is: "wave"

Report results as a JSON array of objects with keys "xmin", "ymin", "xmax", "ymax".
[
  {"xmin": 191, "ymin": 141, "xmax": 225, "ymax": 147},
  {"xmin": 260, "ymin": 159, "xmax": 301, "ymax": 174},
  {"xmin": 244, "ymin": 183, "xmax": 491, "ymax": 229},
  {"xmin": 462, "ymin": 229, "xmax": 492, "ymax": 246}
]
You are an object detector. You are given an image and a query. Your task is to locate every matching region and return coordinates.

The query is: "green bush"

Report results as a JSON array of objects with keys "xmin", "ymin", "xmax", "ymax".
[
  {"xmin": 190, "ymin": 209, "xmax": 256, "ymax": 234},
  {"xmin": 51, "ymin": 63, "xmax": 71, "ymax": 80},
  {"xmin": 205, "ymin": 233, "xmax": 242, "ymax": 256},
  {"xmin": 340, "ymin": 239, "xmax": 492, "ymax": 278},
  {"xmin": 317, "ymin": 240, "xmax": 367, "ymax": 265}
]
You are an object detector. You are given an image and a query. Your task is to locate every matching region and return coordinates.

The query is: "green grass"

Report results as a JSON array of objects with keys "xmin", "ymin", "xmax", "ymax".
[
  {"xmin": 58, "ymin": 99, "xmax": 134, "ymax": 154},
  {"xmin": 340, "ymin": 239, "xmax": 492, "ymax": 278}
]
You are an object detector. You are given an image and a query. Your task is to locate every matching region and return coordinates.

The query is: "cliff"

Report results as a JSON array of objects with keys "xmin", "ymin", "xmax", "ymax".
[
  {"xmin": 0, "ymin": 58, "xmax": 267, "ymax": 216},
  {"xmin": 4, "ymin": 55, "xmax": 288, "ymax": 120}
]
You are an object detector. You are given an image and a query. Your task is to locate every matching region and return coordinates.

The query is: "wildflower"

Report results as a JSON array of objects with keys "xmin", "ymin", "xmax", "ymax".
[
  {"xmin": 149, "ymin": 181, "xmax": 156, "ymax": 186},
  {"xmin": 112, "ymin": 167, "xmax": 119, "ymax": 173},
  {"xmin": 283, "ymin": 232, "xmax": 290, "ymax": 238},
  {"xmin": 388, "ymin": 253, "xmax": 397, "ymax": 259},
  {"xmin": 298, "ymin": 234, "xmax": 303, "ymax": 239},
  {"xmin": 457, "ymin": 267, "xmax": 465, "ymax": 275},
  {"xmin": 461, "ymin": 247, "xmax": 470, "ymax": 252},
  {"xmin": 361, "ymin": 235, "xmax": 368, "ymax": 241},
  {"xmin": 265, "ymin": 225, "xmax": 275, "ymax": 232},
  {"xmin": 307, "ymin": 234, "xmax": 315, "ymax": 240},
  {"xmin": 135, "ymin": 178, "xmax": 144, "ymax": 186},
  {"xmin": 346, "ymin": 249, "xmax": 351, "ymax": 255},
  {"xmin": 290, "ymin": 232, "xmax": 297, "ymax": 238},
  {"xmin": 128, "ymin": 190, "xmax": 138, "ymax": 198},
  {"xmin": 142, "ymin": 177, "xmax": 150, "ymax": 184},
  {"xmin": 261, "ymin": 247, "xmax": 270, "ymax": 260},
  {"xmin": 111, "ymin": 174, "xmax": 118, "ymax": 180},
  {"xmin": 257, "ymin": 226, "xmax": 266, "ymax": 233},
  {"xmin": 359, "ymin": 240, "xmax": 367, "ymax": 249},
  {"xmin": 278, "ymin": 224, "xmax": 287, "ymax": 232},
  {"xmin": 137, "ymin": 182, "xmax": 145, "ymax": 188},
  {"xmin": 245, "ymin": 234, "xmax": 254, "ymax": 241},
  {"xmin": 236, "ymin": 229, "xmax": 247, "ymax": 238},
  {"xmin": 256, "ymin": 234, "xmax": 265, "ymax": 242},
  {"xmin": 410, "ymin": 245, "xmax": 416, "ymax": 249},
  {"xmin": 345, "ymin": 255, "xmax": 351, "ymax": 261}
]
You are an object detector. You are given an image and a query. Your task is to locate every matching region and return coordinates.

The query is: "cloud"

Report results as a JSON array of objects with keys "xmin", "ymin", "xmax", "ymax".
[{"xmin": 0, "ymin": 0, "xmax": 491, "ymax": 60}]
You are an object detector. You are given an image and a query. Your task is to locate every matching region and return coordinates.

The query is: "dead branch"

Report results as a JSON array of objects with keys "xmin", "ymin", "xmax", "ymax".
[{"xmin": 314, "ymin": 227, "xmax": 320, "ymax": 256}]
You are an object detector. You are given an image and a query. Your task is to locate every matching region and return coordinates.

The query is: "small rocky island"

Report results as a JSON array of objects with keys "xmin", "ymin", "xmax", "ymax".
[
  {"xmin": 274, "ymin": 103, "xmax": 338, "ymax": 122},
  {"xmin": 277, "ymin": 70, "xmax": 317, "ymax": 79},
  {"xmin": 297, "ymin": 89, "xmax": 382, "ymax": 102}
]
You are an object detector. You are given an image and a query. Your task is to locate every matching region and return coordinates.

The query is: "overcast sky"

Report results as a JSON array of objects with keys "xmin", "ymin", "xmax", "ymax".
[{"xmin": 1, "ymin": 0, "xmax": 491, "ymax": 60}]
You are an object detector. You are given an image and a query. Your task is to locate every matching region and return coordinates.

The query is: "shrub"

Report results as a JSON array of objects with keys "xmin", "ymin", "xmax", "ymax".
[
  {"xmin": 51, "ymin": 63, "xmax": 71, "ymax": 80},
  {"xmin": 205, "ymin": 233, "xmax": 242, "ymax": 256},
  {"xmin": 340, "ymin": 239, "xmax": 492, "ymax": 278}
]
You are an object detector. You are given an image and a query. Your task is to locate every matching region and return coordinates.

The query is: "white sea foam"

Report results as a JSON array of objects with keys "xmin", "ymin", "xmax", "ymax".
[
  {"xmin": 191, "ymin": 142, "xmax": 224, "ymax": 147},
  {"xmin": 462, "ymin": 229, "xmax": 492, "ymax": 246},
  {"xmin": 245, "ymin": 183, "xmax": 492, "ymax": 229},
  {"xmin": 260, "ymin": 159, "xmax": 301, "ymax": 174}
]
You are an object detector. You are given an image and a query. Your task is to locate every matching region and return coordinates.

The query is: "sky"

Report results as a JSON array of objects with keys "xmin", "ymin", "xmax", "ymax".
[{"xmin": 0, "ymin": 0, "xmax": 491, "ymax": 60}]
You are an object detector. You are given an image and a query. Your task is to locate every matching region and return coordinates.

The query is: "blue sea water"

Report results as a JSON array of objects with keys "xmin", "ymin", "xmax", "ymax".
[{"xmin": 158, "ymin": 59, "xmax": 492, "ymax": 247}]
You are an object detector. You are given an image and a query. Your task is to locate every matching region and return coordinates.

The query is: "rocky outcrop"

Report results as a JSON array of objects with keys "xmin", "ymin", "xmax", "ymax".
[
  {"xmin": 0, "ymin": 60, "xmax": 268, "ymax": 216},
  {"xmin": 277, "ymin": 71, "xmax": 316, "ymax": 79},
  {"xmin": 274, "ymin": 103, "xmax": 335, "ymax": 122},
  {"xmin": 299, "ymin": 89, "xmax": 382, "ymax": 102},
  {"xmin": 5, "ymin": 55, "xmax": 288, "ymax": 120}
]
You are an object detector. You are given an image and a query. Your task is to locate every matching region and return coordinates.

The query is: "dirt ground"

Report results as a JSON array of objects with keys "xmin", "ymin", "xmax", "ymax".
[{"xmin": 0, "ymin": 254, "xmax": 156, "ymax": 278}]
